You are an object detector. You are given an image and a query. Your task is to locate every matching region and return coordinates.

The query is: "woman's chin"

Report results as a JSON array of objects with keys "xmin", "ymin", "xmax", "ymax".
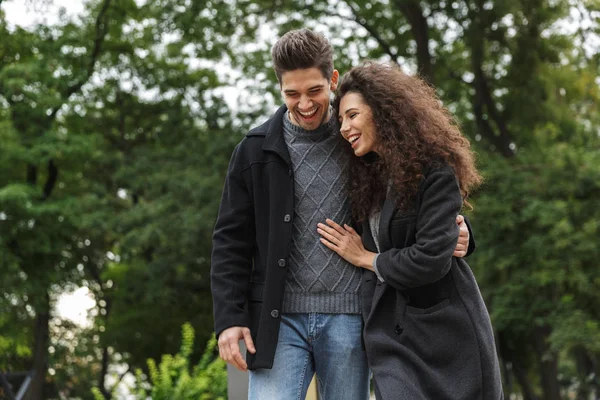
[{"xmin": 353, "ymin": 148, "xmax": 368, "ymax": 157}]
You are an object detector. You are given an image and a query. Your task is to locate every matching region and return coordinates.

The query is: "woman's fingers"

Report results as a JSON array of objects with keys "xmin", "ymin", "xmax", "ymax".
[
  {"xmin": 320, "ymin": 238, "xmax": 340, "ymax": 253},
  {"xmin": 343, "ymin": 224, "xmax": 357, "ymax": 235},
  {"xmin": 325, "ymin": 219, "xmax": 347, "ymax": 235},
  {"xmin": 317, "ymin": 226, "xmax": 340, "ymax": 244}
]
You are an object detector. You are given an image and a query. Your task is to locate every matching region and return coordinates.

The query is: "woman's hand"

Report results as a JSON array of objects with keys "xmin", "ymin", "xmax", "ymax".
[{"xmin": 317, "ymin": 219, "xmax": 377, "ymax": 270}]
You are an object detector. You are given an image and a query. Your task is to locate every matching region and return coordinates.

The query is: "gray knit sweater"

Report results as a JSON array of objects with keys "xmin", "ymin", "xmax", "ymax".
[{"xmin": 281, "ymin": 112, "xmax": 362, "ymax": 314}]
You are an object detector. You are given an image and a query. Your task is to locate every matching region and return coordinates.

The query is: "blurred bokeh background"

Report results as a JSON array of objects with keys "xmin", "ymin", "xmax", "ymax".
[{"xmin": 0, "ymin": 0, "xmax": 598, "ymax": 398}]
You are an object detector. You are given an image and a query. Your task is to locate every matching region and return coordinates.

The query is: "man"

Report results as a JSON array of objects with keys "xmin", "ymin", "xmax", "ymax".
[{"xmin": 211, "ymin": 28, "xmax": 474, "ymax": 400}]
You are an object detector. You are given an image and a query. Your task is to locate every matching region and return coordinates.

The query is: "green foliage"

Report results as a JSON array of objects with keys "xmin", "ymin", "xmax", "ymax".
[
  {"xmin": 128, "ymin": 324, "xmax": 227, "ymax": 400},
  {"xmin": 1, "ymin": 0, "xmax": 599, "ymax": 398},
  {"xmin": 470, "ymin": 135, "xmax": 600, "ymax": 396},
  {"xmin": 91, "ymin": 387, "xmax": 106, "ymax": 400}
]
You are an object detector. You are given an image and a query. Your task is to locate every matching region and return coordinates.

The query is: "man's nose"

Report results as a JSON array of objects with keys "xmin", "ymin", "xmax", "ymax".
[{"xmin": 298, "ymin": 95, "xmax": 311, "ymax": 109}]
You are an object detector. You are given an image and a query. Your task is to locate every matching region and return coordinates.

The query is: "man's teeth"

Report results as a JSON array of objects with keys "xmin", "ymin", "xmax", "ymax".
[{"xmin": 299, "ymin": 108, "xmax": 317, "ymax": 117}]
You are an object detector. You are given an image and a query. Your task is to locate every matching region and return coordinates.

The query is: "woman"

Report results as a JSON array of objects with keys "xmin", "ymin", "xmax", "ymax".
[{"xmin": 317, "ymin": 62, "xmax": 504, "ymax": 399}]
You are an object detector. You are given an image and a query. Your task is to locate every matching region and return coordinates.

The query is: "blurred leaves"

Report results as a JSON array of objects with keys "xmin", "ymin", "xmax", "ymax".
[{"xmin": 1, "ymin": 0, "xmax": 599, "ymax": 398}]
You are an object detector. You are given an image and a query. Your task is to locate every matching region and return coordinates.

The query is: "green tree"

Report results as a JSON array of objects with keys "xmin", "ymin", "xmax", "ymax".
[
  {"xmin": 0, "ymin": 0, "xmax": 118, "ymax": 396},
  {"xmin": 1, "ymin": 0, "xmax": 242, "ymax": 396}
]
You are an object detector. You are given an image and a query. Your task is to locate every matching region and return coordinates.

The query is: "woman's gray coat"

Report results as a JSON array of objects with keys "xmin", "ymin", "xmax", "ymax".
[{"xmin": 360, "ymin": 165, "xmax": 504, "ymax": 400}]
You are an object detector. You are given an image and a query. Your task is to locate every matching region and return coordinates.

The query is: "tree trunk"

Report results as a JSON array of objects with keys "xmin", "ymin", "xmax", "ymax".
[
  {"xmin": 98, "ymin": 294, "xmax": 113, "ymax": 399},
  {"xmin": 512, "ymin": 359, "xmax": 540, "ymax": 400},
  {"xmin": 98, "ymin": 345, "xmax": 111, "ymax": 399},
  {"xmin": 25, "ymin": 292, "xmax": 50, "ymax": 400},
  {"xmin": 532, "ymin": 325, "xmax": 561, "ymax": 400},
  {"xmin": 572, "ymin": 346, "xmax": 595, "ymax": 399},
  {"xmin": 497, "ymin": 331, "xmax": 539, "ymax": 400},
  {"xmin": 42, "ymin": 160, "xmax": 58, "ymax": 199},
  {"xmin": 468, "ymin": 5, "xmax": 515, "ymax": 158},
  {"xmin": 395, "ymin": 0, "xmax": 433, "ymax": 83}
]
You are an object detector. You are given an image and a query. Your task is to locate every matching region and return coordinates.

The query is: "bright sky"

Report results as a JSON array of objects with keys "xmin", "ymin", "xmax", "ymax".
[
  {"xmin": 2, "ymin": 0, "xmax": 85, "ymax": 30},
  {"xmin": 55, "ymin": 286, "xmax": 96, "ymax": 327}
]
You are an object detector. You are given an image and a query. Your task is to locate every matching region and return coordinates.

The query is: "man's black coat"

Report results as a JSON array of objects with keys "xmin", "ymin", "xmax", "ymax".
[{"xmin": 211, "ymin": 105, "xmax": 296, "ymax": 369}]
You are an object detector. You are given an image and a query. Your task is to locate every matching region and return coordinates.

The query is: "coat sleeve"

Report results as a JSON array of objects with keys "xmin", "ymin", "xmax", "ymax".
[
  {"xmin": 210, "ymin": 143, "xmax": 255, "ymax": 338},
  {"xmin": 464, "ymin": 215, "xmax": 476, "ymax": 257},
  {"xmin": 376, "ymin": 167, "xmax": 463, "ymax": 290}
]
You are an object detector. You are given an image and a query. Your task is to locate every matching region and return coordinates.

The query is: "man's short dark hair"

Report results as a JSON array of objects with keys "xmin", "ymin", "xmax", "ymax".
[{"xmin": 271, "ymin": 28, "xmax": 334, "ymax": 83}]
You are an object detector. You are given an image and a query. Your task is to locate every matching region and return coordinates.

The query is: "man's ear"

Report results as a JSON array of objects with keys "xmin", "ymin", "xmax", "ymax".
[{"xmin": 330, "ymin": 69, "xmax": 339, "ymax": 91}]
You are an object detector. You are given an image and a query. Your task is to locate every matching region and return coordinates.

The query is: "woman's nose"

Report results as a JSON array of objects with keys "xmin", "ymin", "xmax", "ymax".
[{"xmin": 340, "ymin": 120, "xmax": 350, "ymax": 136}]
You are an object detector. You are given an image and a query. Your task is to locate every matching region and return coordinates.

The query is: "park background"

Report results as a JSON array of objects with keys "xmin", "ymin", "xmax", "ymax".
[{"xmin": 0, "ymin": 0, "xmax": 599, "ymax": 399}]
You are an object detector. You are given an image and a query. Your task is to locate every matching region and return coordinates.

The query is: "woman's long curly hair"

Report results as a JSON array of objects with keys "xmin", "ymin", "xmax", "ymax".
[{"xmin": 333, "ymin": 62, "xmax": 482, "ymax": 222}]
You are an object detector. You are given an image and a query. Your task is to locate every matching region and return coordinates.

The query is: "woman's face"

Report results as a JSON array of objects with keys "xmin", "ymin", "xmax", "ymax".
[{"xmin": 338, "ymin": 92, "xmax": 378, "ymax": 157}]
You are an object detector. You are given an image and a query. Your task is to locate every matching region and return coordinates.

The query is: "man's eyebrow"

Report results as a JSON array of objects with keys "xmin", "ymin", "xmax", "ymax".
[{"xmin": 283, "ymin": 84, "xmax": 325, "ymax": 94}]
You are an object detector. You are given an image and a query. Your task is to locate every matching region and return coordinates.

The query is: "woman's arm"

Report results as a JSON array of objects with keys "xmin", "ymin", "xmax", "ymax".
[
  {"xmin": 375, "ymin": 167, "xmax": 462, "ymax": 290},
  {"xmin": 318, "ymin": 166, "xmax": 463, "ymax": 291}
]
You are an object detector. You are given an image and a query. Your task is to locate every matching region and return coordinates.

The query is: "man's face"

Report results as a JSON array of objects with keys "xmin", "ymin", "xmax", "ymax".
[{"xmin": 280, "ymin": 68, "xmax": 339, "ymax": 131}]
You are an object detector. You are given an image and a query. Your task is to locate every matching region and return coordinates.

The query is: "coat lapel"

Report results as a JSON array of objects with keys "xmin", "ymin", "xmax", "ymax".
[
  {"xmin": 361, "ymin": 218, "xmax": 377, "ymax": 252},
  {"xmin": 262, "ymin": 105, "xmax": 292, "ymax": 166},
  {"xmin": 378, "ymin": 194, "xmax": 396, "ymax": 251},
  {"xmin": 362, "ymin": 219, "xmax": 388, "ymax": 319}
]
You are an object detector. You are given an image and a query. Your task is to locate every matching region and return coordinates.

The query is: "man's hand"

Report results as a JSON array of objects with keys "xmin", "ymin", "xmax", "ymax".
[
  {"xmin": 454, "ymin": 215, "xmax": 469, "ymax": 257},
  {"xmin": 217, "ymin": 326, "xmax": 256, "ymax": 371}
]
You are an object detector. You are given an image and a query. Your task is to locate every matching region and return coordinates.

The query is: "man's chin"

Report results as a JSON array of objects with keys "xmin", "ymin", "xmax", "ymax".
[{"xmin": 292, "ymin": 110, "xmax": 324, "ymax": 131}]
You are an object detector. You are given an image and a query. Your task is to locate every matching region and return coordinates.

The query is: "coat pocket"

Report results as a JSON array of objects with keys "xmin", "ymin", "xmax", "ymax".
[
  {"xmin": 390, "ymin": 214, "xmax": 417, "ymax": 226},
  {"xmin": 404, "ymin": 271, "xmax": 453, "ymax": 314},
  {"xmin": 248, "ymin": 282, "xmax": 264, "ymax": 337},
  {"xmin": 405, "ymin": 298, "xmax": 451, "ymax": 315},
  {"xmin": 249, "ymin": 281, "xmax": 264, "ymax": 303}
]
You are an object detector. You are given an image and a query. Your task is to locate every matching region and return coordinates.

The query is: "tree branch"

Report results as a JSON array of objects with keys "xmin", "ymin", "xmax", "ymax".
[
  {"xmin": 393, "ymin": 0, "xmax": 433, "ymax": 82},
  {"xmin": 110, "ymin": 365, "xmax": 131, "ymax": 392},
  {"xmin": 574, "ymin": 3, "xmax": 594, "ymax": 64},
  {"xmin": 472, "ymin": 65, "xmax": 513, "ymax": 156},
  {"xmin": 48, "ymin": 0, "xmax": 113, "ymax": 119},
  {"xmin": 328, "ymin": 3, "xmax": 399, "ymax": 63},
  {"xmin": 479, "ymin": 71, "xmax": 511, "ymax": 144},
  {"xmin": 99, "ymin": 345, "xmax": 112, "ymax": 400},
  {"xmin": 42, "ymin": 160, "xmax": 58, "ymax": 199},
  {"xmin": 468, "ymin": 4, "xmax": 514, "ymax": 157}
]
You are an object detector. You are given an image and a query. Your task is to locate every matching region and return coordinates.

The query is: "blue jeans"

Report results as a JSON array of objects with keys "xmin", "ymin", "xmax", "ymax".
[{"xmin": 248, "ymin": 313, "xmax": 370, "ymax": 400}]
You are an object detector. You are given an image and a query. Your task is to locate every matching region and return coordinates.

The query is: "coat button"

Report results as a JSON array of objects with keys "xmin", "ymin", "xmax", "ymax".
[
  {"xmin": 394, "ymin": 324, "xmax": 404, "ymax": 335},
  {"xmin": 278, "ymin": 259, "xmax": 286, "ymax": 267},
  {"xmin": 288, "ymin": 169, "xmax": 293, "ymax": 177},
  {"xmin": 284, "ymin": 214, "xmax": 291, "ymax": 222},
  {"xmin": 271, "ymin": 309, "xmax": 279, "ymax": 318}
]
